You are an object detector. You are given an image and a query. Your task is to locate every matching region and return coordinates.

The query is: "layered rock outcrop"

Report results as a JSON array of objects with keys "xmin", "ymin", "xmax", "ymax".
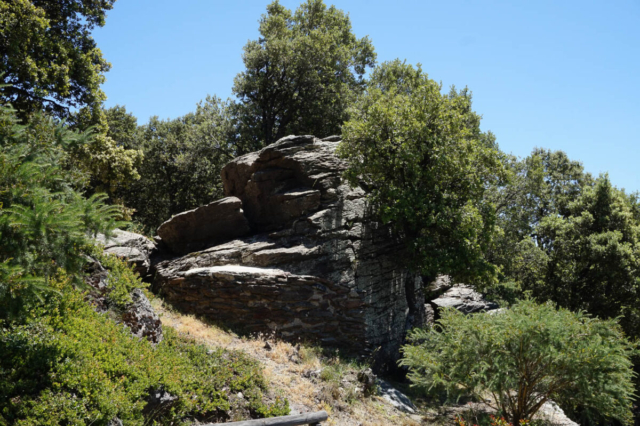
[{"xmin": 153, "ymin": 135, "xmax": 426, "ymax": 367}]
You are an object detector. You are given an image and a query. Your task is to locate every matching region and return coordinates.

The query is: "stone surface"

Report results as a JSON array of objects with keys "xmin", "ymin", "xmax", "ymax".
[
  {"xmin": 154, "ymin": 135, "xmax": 426, "ymax": 368},
  {"xmin": 84, "ymin": 256, "xmax": 110, "ymax": 312},
  {"xmin": 96, "ymin": 229, "xmax": 156, "ymax": 277},
  {"xmin": 357, "ymin": 368, "xmax": 377, "ymax": 397},
  {"xmin": 535, "ymin": 401, "xmax": 579, "ymax": 426},
  {"xmin": 425, "ymin": 274, "xmax": 453, "ymax": 299},
  {"xmin": 431, "ymin": 284, "xmax": 499, "ymax": 314},
  {"xmin": 157, "ymin": 196, "xmax": 250, "ymax": 255},
  {"xmin": 143, "ymin": 388, "xmax": 178, "ymax": 418},
  {"xmin": 84, "ymin": 257, "xmax": 163, "ymax": 344},
  {"xmin": 122, "ymin": 288, "xmax": 163, "ymax": 344},
  {"xmin": 377, "ymin": 379, "xmax": 417, "ymax": 414}
]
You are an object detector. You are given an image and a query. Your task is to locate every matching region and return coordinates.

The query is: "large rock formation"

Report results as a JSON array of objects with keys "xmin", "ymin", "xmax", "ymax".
[{"xmin": 153, "ymin": 135, "xmax": 426, "ymax": 367}]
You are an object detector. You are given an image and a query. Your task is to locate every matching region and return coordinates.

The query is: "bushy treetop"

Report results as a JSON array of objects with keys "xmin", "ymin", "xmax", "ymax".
[
  {"xmin": 338, "ymin": 60, "xmax": 506, "ymax": 284},
  {"xmin": 233, "ymin": 0, "xmax": 376, "ymax": 149}
]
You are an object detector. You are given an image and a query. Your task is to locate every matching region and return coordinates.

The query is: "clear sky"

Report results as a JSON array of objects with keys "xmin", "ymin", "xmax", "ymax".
[{"xmin": 93, "ymin": 0, "xmax": 640, "ymax": 193}]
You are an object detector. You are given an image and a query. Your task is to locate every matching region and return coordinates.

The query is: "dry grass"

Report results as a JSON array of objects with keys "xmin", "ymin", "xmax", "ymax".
[{"xmin": 150, "ymin": 296, "xmax": 426, "ymax": 425}]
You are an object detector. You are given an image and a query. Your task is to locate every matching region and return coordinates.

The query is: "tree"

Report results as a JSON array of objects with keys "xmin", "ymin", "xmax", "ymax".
[
  {"xmin": 338, "ymin": 60, "xmax": 506, "ymax": 286},
  {"xmin": 0, "ymin": 103, "xmax": 120, "ymax": 320},
  {"xmin": 122, "ymin": 96, "xmax": 238, "ymax": 231},
  {"xmin": 401, "ymin": 300, "xmax": 638, "ymax": 425},
  {"xmin": 521, "ymin": 176, "xmax": 640, "ymax": 339},
  {"xmin": 104, "ymin": 104, "xmax": 139, "ymax": 149},
  {"xmin": 0, "ymin": 0, "xmax": 115, "ymax": 118},
  {"xmin": 486, "ymin": 149, "xmax": 593, "ymax": 281},
  {"xmin": 233, "ymin": 0, "xmax": 376, "ymax": 149}
]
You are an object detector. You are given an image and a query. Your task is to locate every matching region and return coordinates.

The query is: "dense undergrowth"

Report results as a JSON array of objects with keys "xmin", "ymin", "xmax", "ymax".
[{"xmin": 0, "ymin": 266, "xmax": 288, "ymax": 426}]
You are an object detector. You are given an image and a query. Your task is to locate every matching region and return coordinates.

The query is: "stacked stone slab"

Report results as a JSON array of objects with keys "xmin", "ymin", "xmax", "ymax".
[{"xmin": 153, "ymin": 135, "xmax": 426, "ymax": 367}]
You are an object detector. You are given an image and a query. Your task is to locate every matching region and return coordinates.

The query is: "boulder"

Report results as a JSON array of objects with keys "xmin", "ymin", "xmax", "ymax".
[
  {"xmin": 425, "ymin": 274, "xmax": 453, "ymax": 299},
  {"xmin": 154, "ymin": 135, "xmax": 426, "ymax": 368},
  {"xmin": 156, "ymin": 196, "xmax": 250, "ymax": 255},
  {"xmin": 122, "ymin": 288, "xmax": 163, "ymax": 344},
  {"xmin": 96, "ymin": 229, "xmax": 156, "ymax": 277},
  {"xmin": 431, "ymin": 284, "xmax": 498, "ymax": 314}
]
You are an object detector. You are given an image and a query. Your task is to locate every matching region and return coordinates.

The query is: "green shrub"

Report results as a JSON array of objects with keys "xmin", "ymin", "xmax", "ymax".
[
  {"xmin": 0, "ymin": 277, "xmax": 288, "ymax": 425},
  {"xmin": 400, "ymin": 300, "xmax": 638, "ymax": 425},
  {"xmin": 0, "ymin": 103, "xmax": 120, "ymax": 323}
]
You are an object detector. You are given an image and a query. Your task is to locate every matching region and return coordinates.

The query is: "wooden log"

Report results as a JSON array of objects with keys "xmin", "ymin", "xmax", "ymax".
[{"xmin": 201, "ymin": 410, "xmax": 328, "ymax": 425}]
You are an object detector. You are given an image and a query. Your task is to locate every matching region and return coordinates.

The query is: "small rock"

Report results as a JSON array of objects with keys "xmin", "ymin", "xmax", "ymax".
[
  {"xmin": 107, "ymin": 418, "xmax": 123, "ymax": 426},
  {"xmin": 122, "ymin": 289, "xmax": 163, "ymax": 344},
  {"xmin": 431, "ymin": 284, "xmax": 498, "ymax": 314},
  {"xmin": 96, "ymin": 229, "xmax": 156, "ymax": 277},
  {"xmin": 357, "ymin": 368, "xmax": 377, "ymax": 397},
  {"xmin": 302, "ymin": 369, "xmax": 322, "ymax": 379},
  {"xmin": 377, "ymin": 379, "xmax": 417, "ymax": 414},
  {"xmin": 143, "ymin": 388, "xmax": 177, "ymax": 418}
]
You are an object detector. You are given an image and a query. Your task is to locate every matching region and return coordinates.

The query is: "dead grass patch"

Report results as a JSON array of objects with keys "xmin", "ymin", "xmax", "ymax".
[{"xmin": 151, "ymin": 295, "xmax": 424, "ymax": 425}]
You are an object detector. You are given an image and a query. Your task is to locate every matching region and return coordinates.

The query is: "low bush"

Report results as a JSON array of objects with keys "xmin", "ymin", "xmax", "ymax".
[
  {"xmin": 401, "ymin": 300, "xmax": 638, "ymax": 425},
  {"xmin": 0, "ymin": 275, "xmax": 289, "ymax": 425}
]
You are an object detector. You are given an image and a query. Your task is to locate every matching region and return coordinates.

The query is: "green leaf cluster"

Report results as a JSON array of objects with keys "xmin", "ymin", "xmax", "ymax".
[
  {"xmin": 338, "ymin": 60, "xmax": 506, "ymax": 285},
  {"xmin": 115, "ymin": 97, "xmax": 239, "ymax": 231},
  {"xmin": 514, "ymin": 176, "xmax": 640, "ymax": 339},
  {"xmin": 401, "ymin": 300, "xmax": 638, "ymax": 425},
  {"xmin": 488, "ymin": 150, "xmax": 640, "ymax": 341}
]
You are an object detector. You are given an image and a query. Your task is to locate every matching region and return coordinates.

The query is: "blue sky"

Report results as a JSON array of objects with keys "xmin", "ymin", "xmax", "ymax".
[{"xmin": 93, "ymin": 0, "xmax": 640, "ymax": 193}]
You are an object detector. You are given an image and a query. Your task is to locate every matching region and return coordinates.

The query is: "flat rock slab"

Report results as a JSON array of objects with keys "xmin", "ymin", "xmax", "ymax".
[{"xmin": 157, "ymin": 196, "xmax": 250, "ymax": 255}]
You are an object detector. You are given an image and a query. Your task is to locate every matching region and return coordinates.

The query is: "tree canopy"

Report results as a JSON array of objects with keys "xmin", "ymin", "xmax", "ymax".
[
  {"xmin": 233, "ymin": 0, "xmax": 376, "ymax": 149},
  {"xmin": 338, "ymin": 60, "xmax": 506, "ymax": 285},
  {"xmin": 0, "ymin": 0, "xmax": 115, "ymax": 118},
  {"xmin": 119, "ymin": 96, "xmax": 238, "ymax": 231}
]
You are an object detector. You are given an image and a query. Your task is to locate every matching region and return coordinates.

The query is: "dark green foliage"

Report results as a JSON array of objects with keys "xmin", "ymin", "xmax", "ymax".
[
  {"xmin": 0, "ymin": 103, "xmax": 119, "ymax": 320},
  {"xmin": 104, "ymin": 105, "xmax": 140, "ymax": 149},
  {"xmin": 0, "ymin": 0, "xmax": 115, "ymax": 118},
  {"xmin": 233, "ymin": 0, "xmax": 376, "ymax": 149},
  {"xmin": 338, "ymin": 60, "xmax": 506, "ymax": 285},
  {"xmin": 0, "ymin": 277, "xmax": 289, "ymax": 425},
  {"xmin": 487, "ymin": 149, "xmax": 594, "ymax": 281},
  {"xmin": 489, "ymin": 149, "xmax": 640, "ymax": 341},
  {"xmin": 66, "ymin": 104, "xmax": 143, "ymax": 201},
  {"xmin": 121, "ymin": 96, "xmax": 238, "ymax": 231},
  {"xmin": 519, "ymin": 176, "xmax": 640, "ymax": 338},
  {"xmin": 401, "ymin": 301, "xmax": 638, "ymax": 425}
]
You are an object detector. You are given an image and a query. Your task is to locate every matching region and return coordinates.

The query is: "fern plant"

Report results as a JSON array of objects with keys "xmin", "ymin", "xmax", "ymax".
[{"xmin": 0, "ymin": 102, "xmax": 120, "ymax": 321}]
